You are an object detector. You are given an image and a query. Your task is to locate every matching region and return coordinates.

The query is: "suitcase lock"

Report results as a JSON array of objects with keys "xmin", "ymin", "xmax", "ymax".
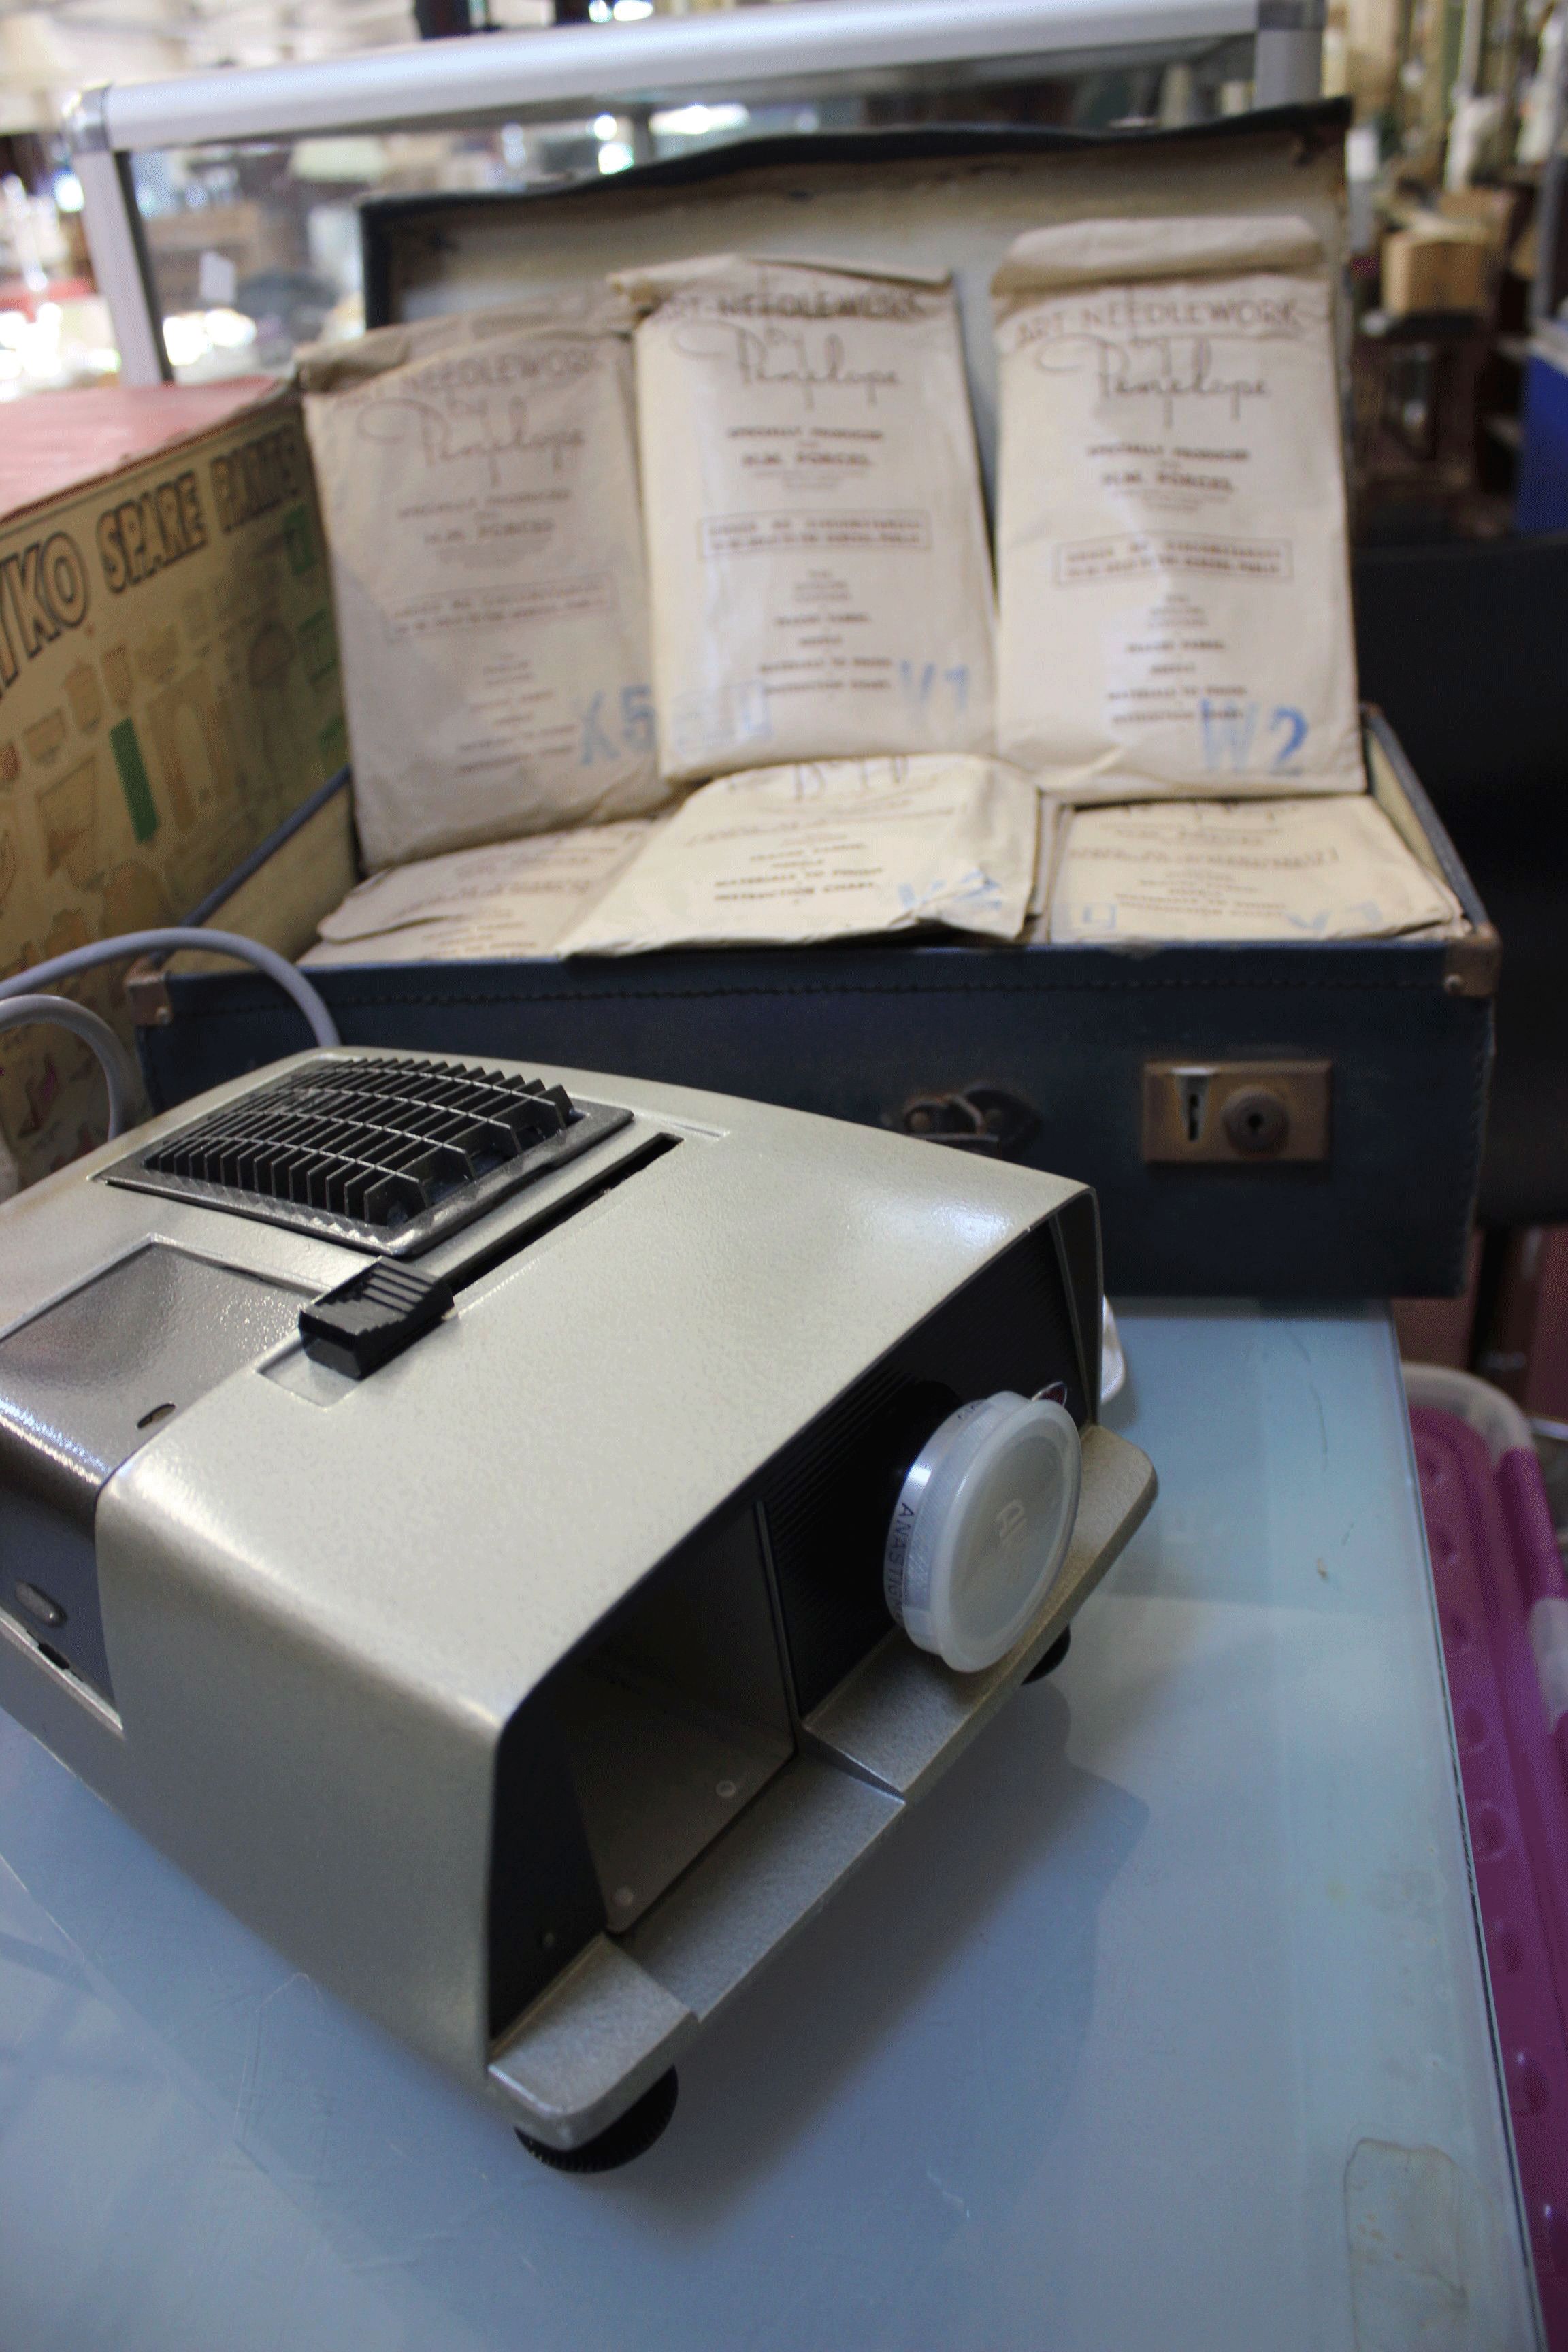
[{"xmin": 1143, "ymin": 1061, "xmax": 1331, "ymax": 1164}]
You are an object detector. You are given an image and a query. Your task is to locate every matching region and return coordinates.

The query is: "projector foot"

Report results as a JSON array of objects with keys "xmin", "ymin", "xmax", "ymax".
[
  {"xmin": 1024, "ymin": 1626, "xmax": 1071, "ymax": 1684},
  {"xmin": 515, "ymin": 2069, "xmax": 679, "ymax": 2174}
]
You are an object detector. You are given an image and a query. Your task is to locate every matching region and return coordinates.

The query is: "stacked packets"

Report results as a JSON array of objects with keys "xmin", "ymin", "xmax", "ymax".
[{"xmin": 300, "ymin": 221, "xmax": 1459, "ymax": 962}]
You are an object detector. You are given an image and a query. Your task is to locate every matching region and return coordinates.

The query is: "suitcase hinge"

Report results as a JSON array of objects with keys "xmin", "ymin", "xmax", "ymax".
[
  {"xmin": 1442, "ymin": 924, "xmax": 1501, "ymax": 999},
  {"xmin": 125, "ymin": 956, "xmax": 173, "ymax": 1028}
]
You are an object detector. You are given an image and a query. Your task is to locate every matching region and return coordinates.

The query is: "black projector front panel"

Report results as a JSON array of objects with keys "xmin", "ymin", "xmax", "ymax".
[
  {"xmin": 0, "ymin": 1068, "xmax": 1100, "ymax": 2072},
  {"xmin": 485, "ymin": 1201, "xmax": 1095, "ymax": 2045},
  {"xmin": 489, "ymin": 1498, "xmax": 795, "ymax": 2040}
]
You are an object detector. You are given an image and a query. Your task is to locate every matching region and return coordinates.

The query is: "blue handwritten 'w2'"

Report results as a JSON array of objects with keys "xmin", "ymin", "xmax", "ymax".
[
  {"xmin": 1199, "ymin": 698, "xmax": 1311, "ymax": 776},
  {"xmin": 1200, "ymin": 697, "xmax": 1257, "ymax": 774}
]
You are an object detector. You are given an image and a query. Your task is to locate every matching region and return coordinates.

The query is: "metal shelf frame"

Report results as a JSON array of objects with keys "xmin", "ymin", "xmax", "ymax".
[{"xmin": 64, "ymin": 0, "xmax": 1320, "ymax": 385}]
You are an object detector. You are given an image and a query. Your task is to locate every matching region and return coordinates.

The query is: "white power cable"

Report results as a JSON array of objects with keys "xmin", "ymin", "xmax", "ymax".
[
  {"xmin": 0, "ymin": 928, "xmax": 341, "ymax": 1141},
  {"xmin": 0, "ymin": 996, "xmax": 138, "ymax": 1138}
]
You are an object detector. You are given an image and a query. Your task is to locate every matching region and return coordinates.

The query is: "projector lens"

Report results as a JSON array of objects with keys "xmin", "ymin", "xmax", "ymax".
[{"xmin": 883, "ymin": 1392, "xmax": 1081, "ymax": 1673}]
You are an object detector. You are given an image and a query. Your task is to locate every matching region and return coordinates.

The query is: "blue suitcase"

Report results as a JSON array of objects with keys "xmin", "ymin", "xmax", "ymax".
[{"xmin": 131, "ymin": 108, "xmax": 1496, "ymax": 1300}]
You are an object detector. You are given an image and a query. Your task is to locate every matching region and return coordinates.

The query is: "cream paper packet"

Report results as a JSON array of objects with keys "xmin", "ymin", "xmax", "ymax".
[
  {"xmin": 616, "ymin": 256, "xmax": 997, "ymax": 785},
  {"xmin": 301, "ymin": 819, "xmax": 657, "ymax": 964},
  {"xmin": 1049, "ymin": 796, "xmax": 1463, "ymax": 943},
  {"xmin": 561, "ymin": 756, "xmax": 1039, "ymax": 956},
  {"xmin": 992, "ymin": 216, "xmax": 1364, "ymax": 799},
  {"xmin": 300, "ymin": 289, "xmax": 669, "ymax": 870}
]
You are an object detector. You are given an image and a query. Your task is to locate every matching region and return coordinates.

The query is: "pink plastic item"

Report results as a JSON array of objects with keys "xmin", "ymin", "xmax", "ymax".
[{"xmin": 1409, "ymin": 1367, "xmax": 1568, "ymax": 2347}]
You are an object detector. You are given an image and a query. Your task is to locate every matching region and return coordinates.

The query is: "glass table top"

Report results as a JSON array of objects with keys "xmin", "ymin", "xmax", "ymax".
[{"xmin": 0, "ymin": 1302, "xmax": 1539, "ymax": 2351}]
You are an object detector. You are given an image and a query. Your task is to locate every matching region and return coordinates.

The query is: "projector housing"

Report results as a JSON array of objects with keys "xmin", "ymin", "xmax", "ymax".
[{"xmin": 0, "ymin": 1050, "xmax": 1154, "ymax": 2149}]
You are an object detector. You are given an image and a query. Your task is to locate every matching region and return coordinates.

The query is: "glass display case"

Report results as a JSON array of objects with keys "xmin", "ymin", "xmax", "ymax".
[{"xmin": 67, "ymin": 0, "xmax": 1307, "ymax": 385}]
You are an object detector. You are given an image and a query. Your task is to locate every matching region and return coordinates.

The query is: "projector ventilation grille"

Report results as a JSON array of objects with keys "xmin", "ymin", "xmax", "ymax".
[{"xmin": 105, "ymin": 1054, "xmax": 630, "ymax": 1256}]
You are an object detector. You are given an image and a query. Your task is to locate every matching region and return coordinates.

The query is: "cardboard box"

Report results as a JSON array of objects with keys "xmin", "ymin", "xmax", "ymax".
[
  {"xmin": 0, "ymin": 379, "xmax": 346, "ymax": 1193},
  {"xmin": 1382, "ymin": 218, "xmax": 1493, "ymax": 315},
  {"xmin": 1439, "ymin": 186, "xmax": 1517, "ymax": 250}
]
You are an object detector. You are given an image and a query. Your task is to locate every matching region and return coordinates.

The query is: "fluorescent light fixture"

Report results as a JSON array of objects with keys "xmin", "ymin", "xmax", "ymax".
[
  {"xmin": 649, "ymin": 101, "xmax": 748, "ymax": 136},
  {"xmin": 161, "ymin": 312, "xmax": 210, "ymax": 367},
  {"xmin": 100, "ymin": 2, "xmax": 1263, "ymax": 154},
  {"xmin": 593, "ymin": 110, "xmax": 619, "ymax": 137},
  {"xmin": 203, "ymin": 306, "xmax": 257, "ymax": 348},
  {"xmin": 597, "ymin": 138, "xmax": 634, "ymax": 172}
]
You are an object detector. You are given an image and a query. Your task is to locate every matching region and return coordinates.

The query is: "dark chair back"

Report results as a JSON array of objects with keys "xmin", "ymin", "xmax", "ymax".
[{"xmin": 1354, "ymin": 534, "xmax": 1568, "ymax": 1226}]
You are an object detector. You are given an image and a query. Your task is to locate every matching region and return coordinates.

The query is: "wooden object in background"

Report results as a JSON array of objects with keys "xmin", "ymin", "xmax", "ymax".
[{"xmin": 1480, "ymin": 1228, "xmax": 1568, "ymax": 1421}]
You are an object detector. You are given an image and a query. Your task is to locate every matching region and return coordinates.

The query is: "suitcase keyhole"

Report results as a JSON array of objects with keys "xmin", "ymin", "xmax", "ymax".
[
  {"xmin": 1222, "ymin": 1088, "xmax": 1291, "ymax": 1157},
  {"xmin": 1185, "ymin": 1083, "xmax": 1205, "ymax": 1144}
]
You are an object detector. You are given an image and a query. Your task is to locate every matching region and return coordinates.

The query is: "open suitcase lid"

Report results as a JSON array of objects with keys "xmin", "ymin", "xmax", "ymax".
[{"xmin": 361, "ymin": 102, "xmax": 1354, "ymax": 507}]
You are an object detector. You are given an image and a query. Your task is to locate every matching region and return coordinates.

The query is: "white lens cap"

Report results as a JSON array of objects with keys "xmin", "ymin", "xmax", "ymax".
[{"xmin": 883, "ymin": 1392, "xmax": 1082, "ymax": 1673}]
